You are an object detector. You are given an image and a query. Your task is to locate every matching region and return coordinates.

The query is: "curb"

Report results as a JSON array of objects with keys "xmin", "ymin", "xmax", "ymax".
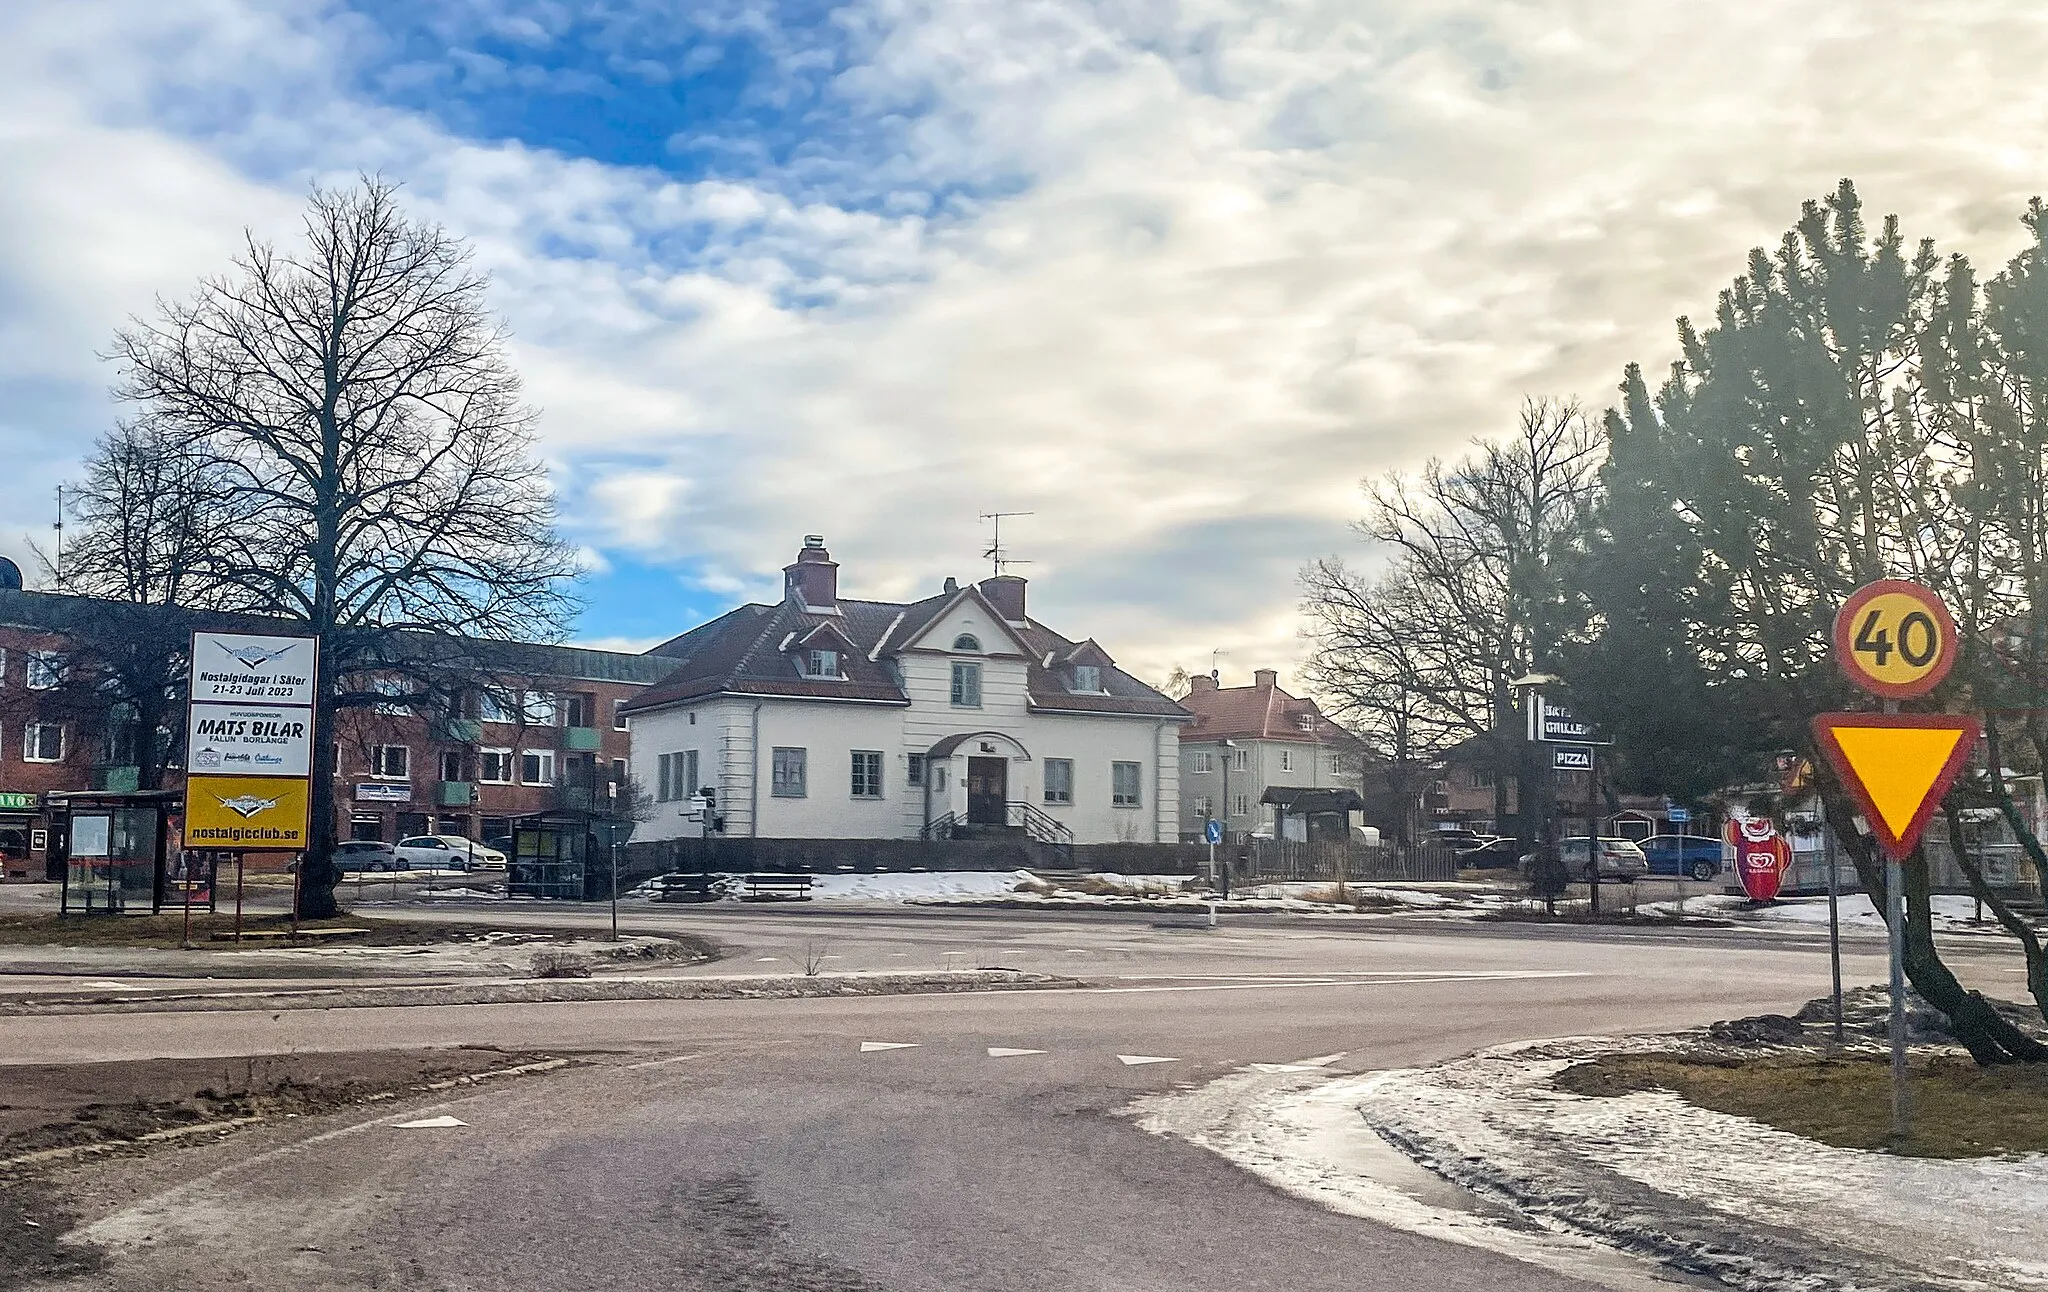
[
  {"xmin": 0, "ymin": 1057, "xmax": 573, "ymax": 1176},
  {"xmin": 0, "ymin": 969, "xmax": 1078, "ymax": 1016}
]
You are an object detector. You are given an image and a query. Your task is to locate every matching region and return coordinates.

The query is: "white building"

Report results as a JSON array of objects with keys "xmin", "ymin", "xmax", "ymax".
[{"xmin": 621, "ymin": 538, "xmax": 1189, "ymax": 846}]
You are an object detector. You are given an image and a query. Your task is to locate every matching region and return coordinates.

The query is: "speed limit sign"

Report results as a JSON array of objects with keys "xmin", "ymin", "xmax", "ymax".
[{"xmin": 1832, "ymin": 579, "xmax": 1958, "ymax": 699}]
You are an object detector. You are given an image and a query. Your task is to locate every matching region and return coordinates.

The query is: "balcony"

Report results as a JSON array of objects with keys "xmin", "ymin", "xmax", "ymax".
[
  {"xmin": 93, "ymin": 765, "xmax": 140, "ymax": 793},
  {"xmin": 436, "ymin": 781, "xmax": 474, "ymax": 807},
  {"xmin": 433, "ymin": 717, "xmax": 485, "ymax": 744},
  {"xmin": 563, "ymin": 726, "xmax": 602, "ymax": 753}
]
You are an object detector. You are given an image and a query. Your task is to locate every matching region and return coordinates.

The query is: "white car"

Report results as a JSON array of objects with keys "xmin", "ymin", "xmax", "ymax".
[{"xmin": 394, "ymin": 835, "xmax": 506, "ymax": 871}]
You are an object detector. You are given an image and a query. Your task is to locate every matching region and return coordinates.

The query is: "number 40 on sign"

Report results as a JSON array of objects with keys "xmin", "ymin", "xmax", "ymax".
[{"xmin": 1833, "ymin": 579, "xmax": 1959, "ymax": 700}]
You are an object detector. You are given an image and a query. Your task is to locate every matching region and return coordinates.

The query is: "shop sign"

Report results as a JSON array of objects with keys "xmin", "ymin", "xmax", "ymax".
[
  {"xmin": 0, "ymin": 791, "xmax": 37, "ymax": 812},
  {"xmin": 355, "ymin": 782, "xmax": 412, "ymax": 803},
  {"xmin": 184, "ymin": 776, "xmax": 310, "ymax": 848}
]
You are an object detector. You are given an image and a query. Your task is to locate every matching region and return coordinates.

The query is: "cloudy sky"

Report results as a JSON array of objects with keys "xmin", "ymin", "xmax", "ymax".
[{"xmin": 7, "ymin": 2, "xmax": 2048, "ymax": 689}]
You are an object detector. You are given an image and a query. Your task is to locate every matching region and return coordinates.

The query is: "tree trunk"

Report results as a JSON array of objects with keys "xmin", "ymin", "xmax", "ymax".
[
  {"xmin": 1824, "ymin": 789, "xmax": 2047, "ymax": 1064},
  {"xmin": 296, "ymin": 691, "xmax": 342, "ymax": 920}
]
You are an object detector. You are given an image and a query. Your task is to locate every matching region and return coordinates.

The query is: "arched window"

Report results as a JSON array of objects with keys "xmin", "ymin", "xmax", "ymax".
[{"xmin": 952, "ymin": 633, "xmax": 981, "ymax": 652}]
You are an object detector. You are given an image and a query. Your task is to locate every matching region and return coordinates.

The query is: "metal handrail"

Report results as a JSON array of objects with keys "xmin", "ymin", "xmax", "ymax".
[{"xmin": 920, "ymin": 811, "xmax": 961, "ymax": 841}]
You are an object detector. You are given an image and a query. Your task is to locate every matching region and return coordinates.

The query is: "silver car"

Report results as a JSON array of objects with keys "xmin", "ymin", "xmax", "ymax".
[{"xmin": 1521, "ymin": 836, "xmax": 1651, "ymax": 882}]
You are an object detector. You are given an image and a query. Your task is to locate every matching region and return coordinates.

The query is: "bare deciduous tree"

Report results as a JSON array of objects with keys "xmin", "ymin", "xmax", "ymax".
[{"xmin": 109, "ymin": 178, "xmax": 578, "ymax": 917}]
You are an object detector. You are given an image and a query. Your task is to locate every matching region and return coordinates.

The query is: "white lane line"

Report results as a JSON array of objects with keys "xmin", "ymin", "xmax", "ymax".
[
  {"xmin": 1250, "ymin": 1063, "xmax": 1324, "ymax": 1073},
  {"xmin": 1296, "ymin": 1052, "xmax": 1347, "ymax": 1067},
  {"xmin": 624, "ymin": 1052, "xmax": 703, "ymax": 1071},
  {"xmin": 78, "ymin": 980, "xmax": 157, "ymax": 990},
  {"xmin": 393, "ymin": 1115, "xmax": 467, "ymax": 1129},
  {"xmin": 987, "ymin": 1047, "xmax": 1047, "ymax": 1058},
  {"xmin": 754, "ymin": 957, "xmax": 781, "ymax": 963},
  {"xmin": 1117, "ymin": 1054, "xmax": 1179, "ymax": 1066},
  {"xmin": 860, "ymin": 1041, "xmax": 920, "ymax": 1053}
]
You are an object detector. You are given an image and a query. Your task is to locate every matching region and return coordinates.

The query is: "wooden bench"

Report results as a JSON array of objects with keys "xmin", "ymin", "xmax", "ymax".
[
  {"xmin": 647, "ymin": 873, "xmax": 723, "ymax": 903},
  {"xmin": 742, "ymin": 872, "xmax": 814, "ymax": 901}
]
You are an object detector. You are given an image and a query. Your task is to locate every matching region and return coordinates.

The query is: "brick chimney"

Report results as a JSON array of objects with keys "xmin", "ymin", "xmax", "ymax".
[
  {"xmin": 1254, "ymin": 668, "xmax": 1278, "ymax": 689},
  {"xmin": 783, "ymin": 536, "xmax": 839, "ymax": 612},
  {"xmin": 1188, "ymin": 674, "xmax": 1218, "ymax": 694},
  {"xmin": 978, "ymin": 574, "xmax": 1027, "ymax": 623}
]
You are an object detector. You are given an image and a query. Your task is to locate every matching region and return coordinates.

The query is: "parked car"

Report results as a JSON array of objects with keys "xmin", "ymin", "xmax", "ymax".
[
  {"xmin": 1456, "ymin": 837, "xmax": 1525, "ymax": 869},
  {"xmin": 334, "ymin": 840, "xmax": 403, "ymax": 872},
  {"xmin": 1519, "ymin": 836, "xmax": 1650, "ymax": 882},
  {"xmin": 395, "ymin": 835, "xmax": 507, "ymax": 871},
  {"xmin": 1433, "ymin": 829, "xmax": 1494, "ymax": 853},
  {"xmin": 1638, "ymin": 833, "xmax": 1729, "ymax": 881}
]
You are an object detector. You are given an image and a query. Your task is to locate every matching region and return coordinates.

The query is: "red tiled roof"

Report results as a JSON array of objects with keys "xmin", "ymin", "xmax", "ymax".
[{"xmin": 1178, "ymin": 676, "xmax": 1350, "ymax": 744}]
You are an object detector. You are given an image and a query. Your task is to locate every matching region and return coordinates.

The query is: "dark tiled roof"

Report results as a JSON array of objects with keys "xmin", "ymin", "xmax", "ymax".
[{"xmin": 623, "ymin": 590, "xmax": 1188, "ymax": 720}]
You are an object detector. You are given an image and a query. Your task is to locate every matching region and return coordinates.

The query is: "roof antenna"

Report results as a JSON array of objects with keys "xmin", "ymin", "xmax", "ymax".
[
  {"xmin": 1210, "ymin": 647, "xmax": 1229, "ymax": 683},
  {"xmin": 52, "ymin": 484, "xmax": 64, "ymax": 587},
  {"xmin": 979, "ymin": 511, "xmax": 1034, "ymax": 577}
]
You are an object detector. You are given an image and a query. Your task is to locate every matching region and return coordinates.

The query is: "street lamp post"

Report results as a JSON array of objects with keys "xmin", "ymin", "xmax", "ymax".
[{"xmin": 1218, "ymin": 739, "xmax": 1237, "ymax": 900}]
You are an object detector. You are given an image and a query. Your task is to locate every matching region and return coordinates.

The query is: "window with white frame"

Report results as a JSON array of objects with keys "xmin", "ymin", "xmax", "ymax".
[
  {"xmin": 952, "ymin": 633, "xmax": 981, "ymax": 652},
  {"xmin": 522, "ymin": 691, "xmax": 558, "ymax": 725},
  {"xmin": 439, "ymin": 751, "xmax": 463, "ymax": 782},
  {"xmin": 907, "ymin": 754, "xmax": 926, "ymax": 787},
  {"xmin": 950, "ymin": 662, "xmax": 982, "ymax": 708},
  {"xmin": 26, "ymin": 651, "xmax": 63, "ymax": 691},
  {"xmin": 1043, "ymin": 758, "xmax": 1074, "ymax": 805},
  {"xmin": 1326, "ymin": 753, "xmax": 1342, "ymax": 777},
  {"xmin": 1280, "ymin": 750, "xmax": 1294, "ymax": 772},
  {"xmin": 519, "ymin": 749, "xmax": 555, "ymax": 785},
  {"xmin": 803, "ymin": 649, "xmax": 842, "ymax": 678},
  {"xmin": 1231, "ymin": 748, "xmax": 1249, "ymax": 770},
  {"xmin": 613, "ymin": 698, "xmax": 629, "ymax": 731},
  {"xmin": 680, "ymin": 750, "xmax": 700, "ymax": 800},
  {"xmin": 1111, "ymin": 761, "xmax": 1142, "ymax": 807},
  {"xmin": 22, "ymin": 722, "xmax": 64, "ymax": 763},
  {"xmin": 1186, "ymin": 751, "xmax": 1213, "ymax": 774},
  {"xmin": 1297, "ymin": 713, "xmax": 1315, "ymax": 732},
  {"xmin": 479, "ymin": 692, "xmax": 515, "ymax": 724},
  {"xmin": 478, "ymin": 748, "xmax": 513, "ymax": 784},
  {"xmin": 1232, "ymin": 792, "xmax": 1250, "ymax": 817},
  {"xmin": 772, "ymin": 747, "xmax": 807, "ymax": 797},
  {"xmin": 850, "ymin": 750, "xmax": 883, "ymax": 799},
  {"xmin": 0, "ymin": 648, "xmax": 8, "ymax": 685},
  {"xmin": 1189, "ymin": 795, "xmax": 1213, "ymax": 818},
  {"xmin": 657, "ymin": 751, "xmax": 700, "ymax": 802},
  {"xmin": 1071, "ymin": 665, "xmax": 1100, "ymax": 692},
  {"xmin": 372, "ymin": 745, "xmax": 410, "ymax": 779}
]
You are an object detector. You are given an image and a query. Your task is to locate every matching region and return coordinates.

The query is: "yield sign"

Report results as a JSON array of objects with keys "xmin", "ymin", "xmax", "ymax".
[{"xmin": 1810, "ymin": 713, "xmax": 1982, "ymax": 860}]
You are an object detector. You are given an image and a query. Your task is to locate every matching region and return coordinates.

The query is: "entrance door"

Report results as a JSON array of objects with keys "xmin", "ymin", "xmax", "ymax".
[{"xmin": 966, "ymin": 757, "xmax": 1008, "ymax": 825}]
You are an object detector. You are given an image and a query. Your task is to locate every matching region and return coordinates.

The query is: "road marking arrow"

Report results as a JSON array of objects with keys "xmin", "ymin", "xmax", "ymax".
[
  {"xmin": 1811, "ymin": 712, "xmax": 1981, "ymax": 859},
  {"xmin": 1117, "ymin": 1054, "xmax": 1179, "ymax": 1066},
  {"xmin": 859, "ymin": 1042, "xmax": 919, "ymax": 1053},
  {"xmin": 987, "ymin": 1047, "xmax": 1046, "ymax": 1058}
]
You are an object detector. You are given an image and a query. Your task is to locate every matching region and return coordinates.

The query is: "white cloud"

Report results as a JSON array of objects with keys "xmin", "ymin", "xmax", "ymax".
[{"xmin": 8, "ymin": 0, "xmax": 2048, "ymax": 690}]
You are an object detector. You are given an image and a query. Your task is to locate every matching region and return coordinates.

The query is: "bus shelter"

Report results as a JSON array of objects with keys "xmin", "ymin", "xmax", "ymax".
[{"xmin": 47, "ymin": 790, "xmax": 185, "ymax": 916}]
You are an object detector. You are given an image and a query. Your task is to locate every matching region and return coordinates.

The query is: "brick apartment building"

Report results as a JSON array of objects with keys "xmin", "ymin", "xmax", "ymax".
[{"xmin": 0, "ymin": 585, "xmax": 680, "ymax": 879}]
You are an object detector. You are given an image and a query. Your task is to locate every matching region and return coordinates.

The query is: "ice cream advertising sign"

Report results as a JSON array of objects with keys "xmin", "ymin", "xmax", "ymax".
[{"xmin": 1724, "ymin": 813, "xmax": 1790, "ymax": 902}]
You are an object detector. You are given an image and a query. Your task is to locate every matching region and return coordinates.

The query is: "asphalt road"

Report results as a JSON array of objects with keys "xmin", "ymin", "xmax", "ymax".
[{"xmin": 9, "ymin": 905, "xmax": 2023, "ymax": 1292}]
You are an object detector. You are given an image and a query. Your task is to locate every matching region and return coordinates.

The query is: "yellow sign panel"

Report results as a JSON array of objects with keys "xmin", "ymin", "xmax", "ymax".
[
  {"xmin": 1832, "ymin": 580, "xmax": 1958, "ymax": 699},
  {"xmin": 1827, "ymin": 726, "xmax": 1967, "ymax": 838},
  {"xmin": 183, "ymin": 775, "xmax": 310, "ymax": 849},
  {"xmin": 1810, "ymin": 713, "xmax": 1981, "ymax": 860}
]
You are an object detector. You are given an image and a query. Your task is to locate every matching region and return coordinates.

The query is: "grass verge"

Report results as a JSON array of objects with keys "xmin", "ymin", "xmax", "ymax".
[
  {"xmin": 0, "ymin": 912, "xmax": 707, "ymax": 955},
  {"xmin": 1556, "ymin": 1051, "xmax": 2048, "ymax": 1157}
]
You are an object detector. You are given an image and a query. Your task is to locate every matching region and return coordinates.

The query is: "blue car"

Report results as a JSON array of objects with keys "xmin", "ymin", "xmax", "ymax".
[{"xmin": 1638, "ymin": 834, "xmax": 1726, "ymax": 881}]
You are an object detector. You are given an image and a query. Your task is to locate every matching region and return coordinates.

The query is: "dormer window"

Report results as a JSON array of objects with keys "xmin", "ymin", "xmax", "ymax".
[
  {"xmin": 952, "ymin": 634, "xmax": 982, "ymax": 652},
  {"xmin": 804, "ymin": 649, "xmax": 843, "ymax": 679},
  {"xmin": 1072, "ymin": 665, "xmax": 1101, "ymax": 693},
  {"xmin": 1297, "ymin": 713, "xmax": 1315, "ymax": 732}
]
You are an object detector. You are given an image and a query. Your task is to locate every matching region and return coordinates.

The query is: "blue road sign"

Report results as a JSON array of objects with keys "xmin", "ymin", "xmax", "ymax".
[
  {"xmin": 1667, "ymin": 807, "xmax": 1691, "ymax": 824},
  {"xmin": 1205, "ymin": 819, "xmax": 1224, "ymax": 845}
]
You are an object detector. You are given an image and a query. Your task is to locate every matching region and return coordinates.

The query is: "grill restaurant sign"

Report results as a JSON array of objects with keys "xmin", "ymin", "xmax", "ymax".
[
  {"xmin": 185, "ymin": 702, "xmax": 312, "ymax": 778},
  {"xmin": 189, "ymin": 633, "xmax": 318, "ymax": 706}
]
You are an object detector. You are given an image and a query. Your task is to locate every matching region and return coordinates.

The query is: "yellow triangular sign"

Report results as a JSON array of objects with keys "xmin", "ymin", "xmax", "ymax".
[{"xmin": 1811, "ymin": 714, "xmax": 1981, "ymax": 859}]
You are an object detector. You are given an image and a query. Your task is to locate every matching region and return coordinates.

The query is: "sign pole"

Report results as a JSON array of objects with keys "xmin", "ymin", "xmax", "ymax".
[
  {"xmin": 1825, "ymin": 826, "xmax": 1843, "ymax": 1044},
  {"xmin": 610, "ymin": 832, "xmax": 620, "ymax": 943},
  {"xmin": 1880, "ymin": 694, "xmax": 1910, "ymax": 1144},
  {"xmin": 1587, "ymin": 747, "xmax": 1600, "ymax": 916},
  {"xmin": 234, "ymin": 852, "xmax": 246, "ymax": 944},
  {"xmin": 179, "ymin": 850, "xmax": 194, "ymax": 949}
]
